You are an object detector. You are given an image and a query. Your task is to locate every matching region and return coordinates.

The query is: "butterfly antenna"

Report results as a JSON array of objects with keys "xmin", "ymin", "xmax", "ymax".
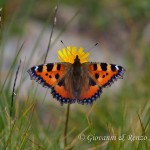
[
  {"xmin": 61, "ymin": 40, "xmax": 67, "ymax": 48},
  {"xmin": 60, "ymin": 40, "xmax": 74, "ymax": 56},
  {"xmin": 80, "ymin": 42, "xmax": 99, "ymax": 60},
  {"xmin": 87, "ymin": 42, "xmax": 99, "ymax": 53}
]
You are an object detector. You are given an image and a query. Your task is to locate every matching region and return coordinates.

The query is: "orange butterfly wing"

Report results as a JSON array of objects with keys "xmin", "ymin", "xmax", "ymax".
[
  {"xmin": 28, "ymin": 63, "xmax": 65, "ymax": 87},
  {"xmin": 79, "ymin": 81, "xmax": 102, "ymax": 104},
  {"xmin": 77, "ymin": 63, "xmax": 125, "ymax": 104},
  {"xmin": 28, "ymin": 63, "xmax": 75, "ymax": 104},
  {"xmin": 88, "ymin": 63, "xmax": 125, "ymax": 88}
]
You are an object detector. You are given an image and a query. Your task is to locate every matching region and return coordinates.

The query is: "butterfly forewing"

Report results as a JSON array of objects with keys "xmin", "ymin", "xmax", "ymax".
[
  {"xmin": 88, "ymin": 62, "xmax": 125, "ymax": 88},
  {"xmin": 27, "ymin": 63, "xmax": 67, "ymax": 88}
]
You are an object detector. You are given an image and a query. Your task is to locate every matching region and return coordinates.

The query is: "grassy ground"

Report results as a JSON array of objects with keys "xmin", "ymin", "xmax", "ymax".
[{"xmin": 0, "ymin": 0, "xmax": 150, "ymax": 149}]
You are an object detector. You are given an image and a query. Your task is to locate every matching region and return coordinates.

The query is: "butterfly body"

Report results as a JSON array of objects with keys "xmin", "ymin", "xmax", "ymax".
[
  {"xmin": 28, "ymin": 46, "xmax": 125, "ymax": 105},
  {"xmin": 67, "ymin": 55, "xmax": 89, "ymax": 99}
]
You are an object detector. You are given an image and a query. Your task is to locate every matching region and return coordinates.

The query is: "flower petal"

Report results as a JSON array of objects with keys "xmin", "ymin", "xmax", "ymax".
[{"xmin": 58, "ymin": 46, "xmax": 90, "ymax": 64}]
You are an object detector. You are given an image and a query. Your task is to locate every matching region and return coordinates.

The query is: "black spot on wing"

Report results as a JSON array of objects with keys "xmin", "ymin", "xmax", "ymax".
[
  {"xmin": 89, "ymin": 78, "xmax": 96, "ymax": 86},
  {"xmin": 55, "ymin": 73, "xmax": 59, "ymax": 79},
  {"xmin": 118, "ymin": 66, "xmax": 123, "ymax": 71},
  {"xmin": 93, "ymin": 64, "xmax": 97, "ymax": 71},
  {"xmin": 47, "ymin": 64, "xmax": 54, "ymax": 71},
  {"xmin": 57, "ymin": 64, "xmax": 61, "ymax": 70},
  {"xmin": 95, "ymin": 73, "xmax": 99, "ymax": 79},
  {"xmin": 58, "ymin": 79, "xmax": 65, "ymax": 86},
  {"xmin": 100, "ymin": 63, "xmax": 107, "ymax": 71},
  {"xmin": 37, "ymin": 65, "xmax": 43, "ymax": 72},
  {"xmin": 111, "ymin": 64, "xmax": 117, "ymax": 72}
]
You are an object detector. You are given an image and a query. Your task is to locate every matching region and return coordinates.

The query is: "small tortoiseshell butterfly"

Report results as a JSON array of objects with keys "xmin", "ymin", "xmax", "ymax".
[{"xmin": 28, "ymin": 46, "xmax": 125, "ymax": 105}]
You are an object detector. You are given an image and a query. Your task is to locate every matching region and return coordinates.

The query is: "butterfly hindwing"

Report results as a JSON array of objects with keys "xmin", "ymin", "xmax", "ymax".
[
  {"xmin": 79, "ymin": 78, "xmax": 102, "ymax": 104},
  {"xmin": 88, "ymin": 63, "xmax": 125, "ymax": 88},
  {"xmin": 51, "ymin": 84, "xmax": 76, "ymax": 104}
]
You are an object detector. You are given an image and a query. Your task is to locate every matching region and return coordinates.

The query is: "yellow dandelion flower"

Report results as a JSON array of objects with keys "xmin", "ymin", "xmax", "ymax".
[{"xmin": 58, "ymin": 46, "xmax": 89, "ymax": 64}]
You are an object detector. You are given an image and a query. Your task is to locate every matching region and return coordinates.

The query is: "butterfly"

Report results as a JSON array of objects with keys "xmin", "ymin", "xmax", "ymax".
[{"xmin": 27, "ymin": 46, "xmax": 125, "ymax": 105}]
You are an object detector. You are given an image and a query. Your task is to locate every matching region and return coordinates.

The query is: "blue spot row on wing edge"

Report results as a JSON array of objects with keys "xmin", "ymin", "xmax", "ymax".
[{"xmin": 51, "ymin": 87, "xmax": 102, "ymax": 105}]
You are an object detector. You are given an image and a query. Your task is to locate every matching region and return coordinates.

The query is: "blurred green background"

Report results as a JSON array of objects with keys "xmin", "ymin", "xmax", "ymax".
[{"xmin": 0, "ymin": 0, "xmax": 150, "ymax": 149}]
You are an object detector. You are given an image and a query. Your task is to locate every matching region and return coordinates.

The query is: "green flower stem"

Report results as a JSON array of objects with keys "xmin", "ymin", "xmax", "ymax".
[{"xmin": 64, "ymin": 103, "xmax": 70, "ymax": 147}]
